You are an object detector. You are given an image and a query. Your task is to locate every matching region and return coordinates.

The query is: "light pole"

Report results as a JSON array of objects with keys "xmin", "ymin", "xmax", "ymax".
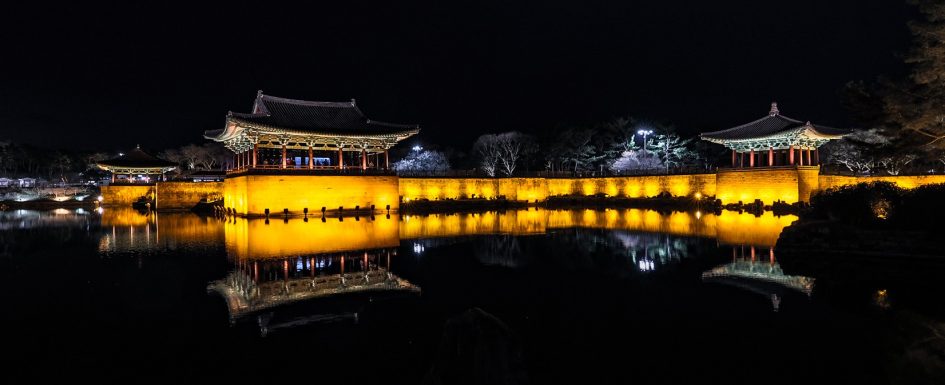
[{"xmin": 637, "ymin": 129, "xmax": 653, "ymax": 157}]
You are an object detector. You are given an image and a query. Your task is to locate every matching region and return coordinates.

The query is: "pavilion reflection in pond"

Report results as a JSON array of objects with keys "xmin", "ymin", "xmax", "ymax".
[
  {"xmin": 209, "ymin": 249, "xmax": 419, "ymax": 328},
  {"xmin": 702, "ymin": 245, "xmax": 815, "ymax": 312},
  {"xmin": 215, "ymin": 214, "xmax": 417, "ymax": 332}
]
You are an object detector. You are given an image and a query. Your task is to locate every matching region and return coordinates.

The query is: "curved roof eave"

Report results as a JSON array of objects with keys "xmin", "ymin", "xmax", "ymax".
[{"xmin": 227, "ymin": 117, "xmax": 420, "ymax": 141}]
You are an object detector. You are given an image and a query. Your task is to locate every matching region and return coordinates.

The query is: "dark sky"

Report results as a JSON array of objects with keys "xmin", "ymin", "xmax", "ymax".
[{"xmin": 0, "ymin": 1, "xmax": 917, "ymax": 153}]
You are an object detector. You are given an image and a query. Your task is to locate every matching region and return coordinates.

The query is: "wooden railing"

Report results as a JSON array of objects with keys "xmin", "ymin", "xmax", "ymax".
[{"xmin": 226, "ymin": 165, "xmax": 395, "ymax": 176}]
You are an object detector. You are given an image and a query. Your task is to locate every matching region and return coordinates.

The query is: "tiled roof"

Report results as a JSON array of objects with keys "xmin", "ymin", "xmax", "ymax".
[
  {"xmin": 226, "ymin": 92, "xmax": 419, "ymax": 136},
  {"xmin": 701, "ymin": 102, "xmax": 849, "ymax": 140},
  {"xmin": 97, "ymin": 146, "xmax": 176, "ymax": 168}
]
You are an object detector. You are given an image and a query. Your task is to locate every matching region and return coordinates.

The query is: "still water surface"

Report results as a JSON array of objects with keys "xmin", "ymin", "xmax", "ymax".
[{"xmin": 2, "ymin": 207, "xmax": 943, "ymax": 384}]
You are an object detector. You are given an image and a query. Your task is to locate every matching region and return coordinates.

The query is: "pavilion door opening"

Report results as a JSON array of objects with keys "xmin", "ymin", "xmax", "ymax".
[
  {"xmin": 729, "ymin": 147, "xmax": 821, "ymax": 169},
  {"xmin": 229, "ymin": 145, "xmax": 391, "ymax": 172}
]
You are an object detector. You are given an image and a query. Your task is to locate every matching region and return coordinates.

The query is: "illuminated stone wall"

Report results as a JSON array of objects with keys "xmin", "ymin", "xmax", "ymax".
[
  {"xmin": 124, "ymin": 170, "xmax": 945, "ymax": 212},
  {"xmin": 154, "ymin": 181, "xmax": 223, "ymax": 209},
  {"xmin": 715, "ymin": 167, "xmax": 810, "ymax": 204},
  {"xmin": 223, "ymin": 174, "xmax": 400, "ymax": 216},
  {"xmin": 818, "ymin": 174, "xmax": 945, "ymax": 191},
  {"xmin": 100, "ymin": 184, "xmax": 154, "ymax": 206}
]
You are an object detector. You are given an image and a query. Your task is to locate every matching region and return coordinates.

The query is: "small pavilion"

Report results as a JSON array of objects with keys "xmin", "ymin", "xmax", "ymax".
[
  {"xmin": 204, "ymin": 91, "xmax": 420, "ymax": 173},
  {"xmin": 97, "ymin": 145, "xmax": 177, "ymax": 183},
  {"xmin": 701, "ymin": 102, "xmax": 849, "ymax": 168}
]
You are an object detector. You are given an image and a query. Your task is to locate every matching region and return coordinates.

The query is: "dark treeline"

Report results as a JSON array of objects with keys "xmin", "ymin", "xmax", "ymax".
[
  {"xmin": 0, "ymin": 140, "xmax": 229, "ymax": 183},
  {"xmin": 395, "ymin": 118, "xmax": 727, "ymax": 177}
]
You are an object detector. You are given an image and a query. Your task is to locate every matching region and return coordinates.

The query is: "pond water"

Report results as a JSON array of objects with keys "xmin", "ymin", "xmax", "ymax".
[{"xmin": 2, "ymin": 207, "xmax": 943, "ymax": 384}]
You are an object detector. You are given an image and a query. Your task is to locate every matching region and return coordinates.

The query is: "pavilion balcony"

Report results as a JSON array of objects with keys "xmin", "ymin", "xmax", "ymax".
[
  {"xmin": 225, "ymin": 165, "xmax": 396, "ymax": 177},
  {"xmin": 719, "ymin": 164, "xmax": 821, "ymax": 170}
]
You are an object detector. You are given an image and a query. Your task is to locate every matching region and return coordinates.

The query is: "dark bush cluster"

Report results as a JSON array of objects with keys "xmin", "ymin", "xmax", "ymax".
[{"xmin": 807, "ymin": 182, "xmax": 945, "ymax": 230}]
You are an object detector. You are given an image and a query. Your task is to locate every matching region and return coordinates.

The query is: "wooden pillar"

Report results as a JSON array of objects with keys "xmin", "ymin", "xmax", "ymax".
[
  {"xmin": 308, "ymin": 145, "xmax": 314, "ymax": 169},
  {"xmin": 252, "ymin": 144, "xmax": 258, "ymax": 167},
  {"xmin": 813, "ymin": 148, "xmax": 819, "ymax": 165},
  {"xmin": 361, "ymin": 148, "xmax": 367, "ymax": 170},
  {"xmin": 384, "ymin": 149, "xmax": 390, "ymax": 170},
  {"xmin": 806, "ymin": 148, "xmax": 812, "ymax": 166},
  {"xmin": 111, "ymin": 173, "xmax": 115, "ymax": 183},
  {"xmin": 738, "ymin": 152, "xmax": 744, "ymax": 168},
  {"xmin": 731, "ymin": 150, "xmax": 736, "ymax": 167},
  {"xmin": 768, "ymin": 148, "xmax": 773, "ymax": 166},
  {"xmin": 749, "ymin": 149, "xmax": 755, "ymax": 167},
  {"xmin": 789, "ymin": 145, "xmax": 795, "ymax": 165},
  {"xmin": 338, "ymin": 147, "xmax": 344, "ymax": 169},
  {"xmin": 281, "ymin": 144, "xmax": 287, "ymax": 169}
]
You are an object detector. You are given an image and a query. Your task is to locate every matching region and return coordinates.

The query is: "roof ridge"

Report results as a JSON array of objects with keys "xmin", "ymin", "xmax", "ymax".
[
  {"xmin": 366, "ymin": 119, "xmax": 421, "ymax": 129},
  {"xmin": 701, "ymin": 114, "xmax": 804, "ymax": 136},
  {"xmin": 259, "ymin": 93, "xmax": 358, "ymax": 109}
]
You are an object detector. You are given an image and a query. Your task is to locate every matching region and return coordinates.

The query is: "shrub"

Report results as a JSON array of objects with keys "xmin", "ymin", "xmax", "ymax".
[
  {"xmin": 807, "ymin": 182, "xmax": 903, "ymax": 225},
  {"xmin": 888, "ymin": 183, "xmax": 945, "ymax": 229}
]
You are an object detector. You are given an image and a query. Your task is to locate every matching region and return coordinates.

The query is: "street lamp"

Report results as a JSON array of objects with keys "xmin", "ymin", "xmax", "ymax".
[
  {"xmin": 637, "ymin": 129, "xmax": 653, "ymax": 156},
  {"xmin": 412, "ymin": 145, "xmax": 423, "ymax": 152}
]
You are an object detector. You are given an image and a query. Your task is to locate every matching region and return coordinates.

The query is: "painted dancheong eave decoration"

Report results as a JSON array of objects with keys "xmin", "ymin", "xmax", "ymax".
[
  {"xmin": 204, "ymin": 91, "xmax": 419, "ymax": 170},
  {"xmin": 700, "ymin": 102, "xmax": 850, "ymax": 168},
  {"xmin": 96, "ymin": 145, "xmax": 177, "ymax": 180}
]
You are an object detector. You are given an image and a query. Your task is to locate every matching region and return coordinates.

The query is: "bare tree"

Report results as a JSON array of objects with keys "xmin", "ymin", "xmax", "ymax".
[
  {"xmin": 196, "ymin": 143, "xmax": 228, "ymax": 170},
  {"xmin": 878, "ymin": 154, "xmax": 918, "ymax": 175},
  {"xmin": 179, "ymin": 144, "xmax": 202, "ymax": 171},
  {"xmin": 823, "ymin": 128, "xmax": 890, "ymax": 174},
  {"xmin": 546, "ymin": 128, "xmax": 600, "ymax": 172},
  {"xmin": 473, "ymin": 134, "xmax": 502, "ymax": 177},
  {"xmin": 159, "ymin": 148, "xmax": 185, "ymax": 175}
]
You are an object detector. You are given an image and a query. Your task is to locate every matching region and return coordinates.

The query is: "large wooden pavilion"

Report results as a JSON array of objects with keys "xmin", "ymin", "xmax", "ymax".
[
  {"xmin": 204, "ymin": 91, "xmax": 420, "ymax": 173},
  {"xmin": 701, "ymin": 102, "xmax": 849, "ymax": 168}
]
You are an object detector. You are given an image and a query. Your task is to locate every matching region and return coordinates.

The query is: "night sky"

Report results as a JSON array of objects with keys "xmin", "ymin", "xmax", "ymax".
[{"xmin": 0, "ymin": 1, "xmax": 917, "ymax": 152}]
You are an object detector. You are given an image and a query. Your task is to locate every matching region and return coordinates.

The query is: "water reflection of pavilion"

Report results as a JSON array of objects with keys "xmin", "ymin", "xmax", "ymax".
[
  {"xmin": 213, "ymin": 214, "xmax": 418, "ymax": 333},
  {"xmin": 702, "ymin": 246, "xmax": 815, "ymax": 311},
  {"xmin": 209, "ymin": 250, "xmax": 419, "ymax": 325}
]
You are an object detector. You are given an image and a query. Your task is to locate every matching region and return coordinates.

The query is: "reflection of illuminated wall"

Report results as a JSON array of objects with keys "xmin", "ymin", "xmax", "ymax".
[
  {"xmin": 100, "ymin": 185, "xmax": 154, "ymax": 206},
  {"xmin": 399, "ymin": 208, "xmax": 795, "ymax": 247},
  {"xmin": 99, "ymin": 208, "xmax": 224, "ymax": 251},
  {"xmin": 224, "ymin": 175, "xmax": 400, "ymax": 216},
  {"xmin": 399, "ymin": 175, "xmax": 716, "ymax": 201},
  {"xmin": 398, "ymin": 210, "xmax": 547, "ymax": 239},
  {"xmin": 155, "ymin": 181, "xmax": 223, "ymax": 209},
  {"xmin": 101, "ymin": 207, "xmax": 154, "ymax": 227},
  {"xmin": 225, "ymin": 215, "xmax": 400, "ymax": 259}
]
